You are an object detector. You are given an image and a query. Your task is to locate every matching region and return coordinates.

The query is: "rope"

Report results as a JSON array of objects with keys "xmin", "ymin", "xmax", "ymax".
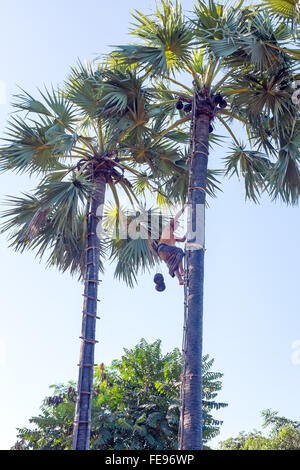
[
  {"xmin": 195, "ymin": 141, "xmax": 209, "ymax": 152},
  {"xmin": 189, "ymin": 186, "xmax": 206, "ymax": 193},
  {"xmin": 194, "ymin": 150, "xmax": 207, "ymax": 157},
  {"xmin": 82, "ymin": 294, "xmax": 101, "ymax": 302},
  {"xmin": 185, "ymin": 243, "xmax": 206, "ymax": 252},
  {"xmin": 83, "ymin": 311, "xmax": 100, "ymax": 320},
  {"xmin": 181, "ymin": 374, "xmax": 201, "ymax": 378},
  {"xmin": 79, "ymin": 337, "xmax": 99, "ymax": 344}
]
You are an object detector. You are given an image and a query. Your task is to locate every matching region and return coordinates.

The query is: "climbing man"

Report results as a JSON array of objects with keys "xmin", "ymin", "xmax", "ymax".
[{"xmin": 157, "ymin": 204, "xmax": 188, "ymax": 286}]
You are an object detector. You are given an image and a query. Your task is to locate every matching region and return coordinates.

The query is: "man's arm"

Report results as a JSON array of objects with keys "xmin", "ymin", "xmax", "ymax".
[
  {"xmin": 174, "ymin": 203, "xmax": 188, "ymax": 223},
  {"xmin": 175, "ymin": 233, "xmax": 187, "ymax": 243}
]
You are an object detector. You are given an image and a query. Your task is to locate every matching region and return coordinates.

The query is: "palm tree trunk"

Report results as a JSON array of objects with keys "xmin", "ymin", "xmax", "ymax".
[
  {"xmin": 72, "ymin": 173, "xmax": 106, "ymax": 451},
  {"xmin": 181, "ymin": 92, "xmax": 214, "ymax": 450}
]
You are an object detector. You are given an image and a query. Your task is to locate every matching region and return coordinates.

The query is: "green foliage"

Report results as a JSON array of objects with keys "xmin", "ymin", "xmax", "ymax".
[
  {"xmin": 1, "ymin": 175, "xmax": 93, "ymax": 276},
  {"xmin": 13, "ymin": 340, "xmax": 227, "ymax": 450},
  {"xmin": 0, "ymin": 62, "xmax": 193, "ymax": 283},
  {"xmin": 224, "ymin": 143, "xmax": 273, "ymax": 202},
  {"xmin": 114, "ymin": 0, "xmax": 300, "ymax": 205},
  {"xmin": 105, "ymin": 205, "xmax": 166, "ymax": 287},
  {"xmin": 261, "ymin": 0, "xmax": 300, "ymax": 24},
  {"xmin": 117, "ymin": 0, "xmax": 193, "ymax": 76},
  {"xmin": 220, "ymin": 409, "xmax": 300, "ymax": 450}
]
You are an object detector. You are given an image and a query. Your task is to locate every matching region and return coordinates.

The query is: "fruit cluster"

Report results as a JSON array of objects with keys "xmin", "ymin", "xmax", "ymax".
[
  {"xmin": 175, "ymin": 93, "xmax": 227, "ymax": 113},
  {"xmin": 175, "ymin": 93, "xmax": 228, "ymax": 134},
  {"xmin": 175, "ymin": 100, "xmax": 192, "ymax": 113},
  {"xmin": 213, "ymin": 93, "xmax": 227, "ymax": 109},
  {"xmin": 154, "ymin": 273, "xmax": 166, "ymax": 292}
]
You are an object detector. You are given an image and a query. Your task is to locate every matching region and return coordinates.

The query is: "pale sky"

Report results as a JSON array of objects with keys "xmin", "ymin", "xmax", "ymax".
[{"xmin": 0, "ymin": 0, "xmax": 300, "ymax": 450}]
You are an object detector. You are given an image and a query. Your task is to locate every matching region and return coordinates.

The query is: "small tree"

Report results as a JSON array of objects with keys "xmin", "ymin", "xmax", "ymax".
[
  {"xmin": 12, "ymin": 340, "xmax": 227, "ymax": 450},
  {"xmin": 220, "ymin": 409, "xmax": 300, "ymax": 450}
]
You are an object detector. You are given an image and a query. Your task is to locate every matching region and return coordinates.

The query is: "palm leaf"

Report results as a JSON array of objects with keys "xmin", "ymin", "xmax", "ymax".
[
  {"xmin": 107, "ymin": 206, "xmax": 166, "ymax": 287},
  {"xmin": 65, "ymin": 61, "xmax": 102, "ymax": 118},
  {"xmin": 0, "ymin": 117, "xmax": 67, "ymax": 174},
  {"xmin": 261, "ymin": 0, "xmax": 299, "ymax": 21},
  {"xmin": 224, "ymin": 142, "xmax": 273, "ymax": 202},
  {"xmin": 114, "ymin": 1, "xmax": 193, "ymax": 76}
]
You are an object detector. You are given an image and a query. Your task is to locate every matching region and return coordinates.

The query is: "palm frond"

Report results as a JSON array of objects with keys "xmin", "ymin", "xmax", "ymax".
[
  {"xmin": 14, "ymin": 87, "xmax": 77, "ymax": 127},
  {"xmin": 65, "ymin": 61, "xmax": 103, "ymax": 118},
  {"xmin": 114, "ymin": 0, "xmax": 193, "ymax": 76},
  {"xmin": 206, "ymin": 169, "xmax": 223, "ymax": 199},
  {"xmin": 0, "ymin": 116, "xmax": 68, "ymax": 175},
  {"xmin": 98, "ymin": 69, "xmax": 149, "ymax": 120},
  {"xmin": 262, "ymin": 0, "xmax": 299, "ymax": 21},
  {"xmin": 0, "ymin": 177, "xmax": 101, "ymax": 277},
  {"xmin": 192, "ymin": 0, "xmax": 248, "ymax": 57},
  {"xmin": 224, "ymin": 142, "xmax": 272, "ymax": 202},
  {"xmin": 107, "ymin": 206, "xmax": 166, "ymax": 287},
  {"xmin": 36, "ymin": 175, "xmax": 92, "ymax": 234},
  {"xmin": 267, "ymin": 144, "xmax": 300, "ymax": 204}
]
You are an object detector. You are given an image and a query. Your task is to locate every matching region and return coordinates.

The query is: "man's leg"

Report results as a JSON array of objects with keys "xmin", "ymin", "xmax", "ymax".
[
  {"xmin": 179, "ymin": 260, "xmax": 184, "ymax": 276},
  {"xmin": 174, "ymin": 269, "xmax": 184, "ymax": 285}
]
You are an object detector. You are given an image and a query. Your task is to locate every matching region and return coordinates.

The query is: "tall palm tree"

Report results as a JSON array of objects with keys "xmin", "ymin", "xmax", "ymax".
[
  {"xmin": 114, "ymin": 0, "xmax": 300, "ymax": 449},
  {"xmin": 0, "ymin": 62, "xmax": 189, "ymax": 450}
]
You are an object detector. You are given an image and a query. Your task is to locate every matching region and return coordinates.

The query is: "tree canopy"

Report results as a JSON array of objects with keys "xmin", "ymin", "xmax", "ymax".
[
  {"xmin": 12, "ymin": 339, "xmax": 227, "ymax": 450},
  {"xmin": 220, "ymin": 409, "xmax": 300, "ymax": 450}
]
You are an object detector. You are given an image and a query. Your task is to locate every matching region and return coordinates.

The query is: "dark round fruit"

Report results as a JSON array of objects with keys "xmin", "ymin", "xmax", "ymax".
[
  {"xmin": 214, "ymin": 93, "xmax": 223, "ymax": 105},
  {"xmin": 184, "ymin": 103, "xmax": 192, "ymax": 113},
  {"xmin": 155, "ymin": 282, "xmax": 166, "ymax": 292},
  {"xmin": 176, "ymin": 101, "xmax": 184, "ymax": 110},
  {"xmin": 219, "ymin": 99, "xmax": 228, "ymax": 109},
  {"xmin": 154, "ymin": 273, "xmax": 164, "ymax": 284},
  {"xmin": 209, "ymin": 124, "xmax": 214, "ymax": 133}
]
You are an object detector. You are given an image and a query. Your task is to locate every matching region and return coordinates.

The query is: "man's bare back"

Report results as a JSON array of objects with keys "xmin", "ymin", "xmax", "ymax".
[{"xmin": 157, "ymin": 205, "xmax": 188, "ymax": 285}]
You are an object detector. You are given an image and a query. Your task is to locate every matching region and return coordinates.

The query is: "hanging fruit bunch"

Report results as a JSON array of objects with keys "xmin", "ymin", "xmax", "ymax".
[
  {"xmin": 214, "ymin": 93, "xmax": 227, "ymax": 109},
  {"xmin": 154, "ymin": 273, "xmax": 166, "ymax": 292},
  {"xmin": 176, "ymin": 97, "xmax": 192, "ymax": 113},
  {"xmin": 176, "ymin": 99, "xmax": 184, "ymax": 110},
  {"xmin": 175, "ymin": 92, "xmax": 228, "ymax": 134}
]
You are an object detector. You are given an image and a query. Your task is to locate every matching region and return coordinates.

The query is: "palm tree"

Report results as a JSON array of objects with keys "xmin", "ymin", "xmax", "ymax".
[
  {"xmin": 114, "ymin": 0, "xmax": 300, "ymax": 449},
  {"xmin": 0, "ymin": 62, "xmax": 189, "ymax": 450}
]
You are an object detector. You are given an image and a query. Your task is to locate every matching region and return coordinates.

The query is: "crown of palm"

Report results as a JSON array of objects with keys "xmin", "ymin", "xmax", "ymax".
[
  {"xmin": 0, "ymin": 62, "xmax": 196, "ymax": 285},
  {"xmin": 112, "ymin": 0, "xmax": 300, "ymax": 205},
  {"xmin": 2, "ymin": 1, "xmax": 300, "ymax": 285}
]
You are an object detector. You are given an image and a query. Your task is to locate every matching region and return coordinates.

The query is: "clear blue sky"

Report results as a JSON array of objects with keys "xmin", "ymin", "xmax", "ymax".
[{"xmin": 0, "ymin": 0, "xmax": 300, "ymax": 450}]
